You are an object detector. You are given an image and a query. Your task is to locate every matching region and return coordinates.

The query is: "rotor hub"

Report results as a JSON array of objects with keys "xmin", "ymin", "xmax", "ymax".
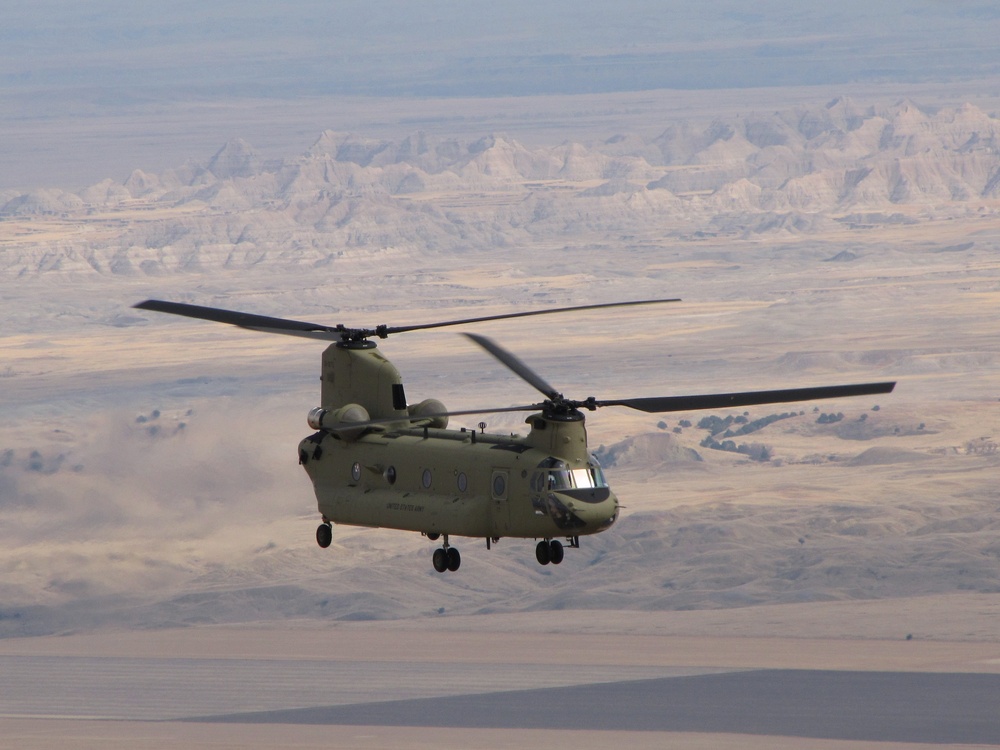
[
  {"xmin": 335, "ymin": 338, "xmax": 378, "ymax": 350},
  {"xmin": 541, "ymin": 398, "xmax": 587, "ymax": 422}
]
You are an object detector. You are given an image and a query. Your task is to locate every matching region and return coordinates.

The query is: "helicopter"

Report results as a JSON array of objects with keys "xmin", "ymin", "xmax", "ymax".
[{"xmin": 133, "ymin": 298, "xmax": 895, "ymax": 573}]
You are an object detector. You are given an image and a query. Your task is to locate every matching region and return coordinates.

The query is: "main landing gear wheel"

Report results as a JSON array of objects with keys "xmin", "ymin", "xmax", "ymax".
[
  {"xmin": 433, "ymin": 548, "xmax": 448, "ymax": 572},
  {"xmin": 431, "ymin": 533, "xmax": 461, "ymax": 573},
  {"xmin": 536, "ymin": 539, "xmax": 564, "ymax": 566},
  {"xmin": 432, "ymin": 545, "xmax": 462, "ymax": 573},
  {"xmin": 316, "ymin": 522, "xmax": 332, "ymax": 548}
]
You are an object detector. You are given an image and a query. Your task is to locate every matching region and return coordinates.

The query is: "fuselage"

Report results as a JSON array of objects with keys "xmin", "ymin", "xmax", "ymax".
[{"xmin": 298, "ymin": 419, "xmax": 619, "ymax": 541}]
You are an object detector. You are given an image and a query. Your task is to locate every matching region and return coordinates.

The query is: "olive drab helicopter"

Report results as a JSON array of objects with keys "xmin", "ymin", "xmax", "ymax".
[{"xmin": 133, "ymin": 298, "xmax": 895, "ymax": 573}]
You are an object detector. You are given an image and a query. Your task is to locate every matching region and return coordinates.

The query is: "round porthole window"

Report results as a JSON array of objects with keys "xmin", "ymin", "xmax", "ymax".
[
  {"xmin": 422, "ymin": 469, "xmax": 432, "ymax": 489},
  {"xmin": 492, "ymin": 474, "xmax": 506, "ymax": 497},
  {"xmin": 457, "ymin": 472, "xmax": 468, "ymax": 492},
  {"xmin": 351, "ymin": 462, "xmax": 361, "ymax": 482},
  {"xmin": 385, "ymin": 466, "xmax": 397, "ymax": 485}
]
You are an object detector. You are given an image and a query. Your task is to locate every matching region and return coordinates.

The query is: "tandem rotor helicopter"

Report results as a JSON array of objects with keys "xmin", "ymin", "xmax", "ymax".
[{"xmin": 134, "ymin": 298, "xmax": 895, "ymax": 573}]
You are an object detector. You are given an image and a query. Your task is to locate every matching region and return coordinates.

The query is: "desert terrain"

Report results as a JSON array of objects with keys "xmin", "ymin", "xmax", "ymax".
[{"xmin": 2, "ymin": 85, "xmax": 1000, "ymax": 746}]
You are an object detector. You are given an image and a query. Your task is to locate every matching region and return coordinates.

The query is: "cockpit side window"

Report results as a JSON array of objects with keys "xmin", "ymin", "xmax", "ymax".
[
  {"xmin": 547, "ymin": 471, "xmax": 570, "ymax": 490},
  {"xmin": 590, "ymin": 465, "xmax": 607, "ymax": 488}
]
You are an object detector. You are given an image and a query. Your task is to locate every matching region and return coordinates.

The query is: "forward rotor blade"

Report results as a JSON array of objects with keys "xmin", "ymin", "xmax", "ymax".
[
  {"xmin": 597, "ymin": 381, "xmax": 896, "ymax": 413},
  {"xmin": 384, "ymin": 298, "xmax": 681, "ymax": 335},
  {"xmin": 464, "ymin": 333, "xmax": 562, "ymax": 401},
  {"xmin": 133, "ymin": 300, "xmax": 345, "ymax": 341}
]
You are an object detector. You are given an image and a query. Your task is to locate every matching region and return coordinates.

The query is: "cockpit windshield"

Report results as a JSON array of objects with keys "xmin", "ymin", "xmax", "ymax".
[
  {"xmin": 546, "ymin": 467, "xmax": 607, "ymax": 490},
  {"xmin": 534, "ymin": 457, "xmax": 608, "ymax": 492}
]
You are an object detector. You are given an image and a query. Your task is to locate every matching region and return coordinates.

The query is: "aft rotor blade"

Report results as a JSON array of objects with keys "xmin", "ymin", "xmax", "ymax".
[
  {"xmin": 597, "ymin": 381, "xmax": 897, "ymax": 413},
  {"xmin": 464, "ymin": 333, "xmax": 562, "ymax": 401},
  {"xmin": 133, "ymin": 300, "xmax": 345, "ymax": 341},
  {"xmin": 384, "ymin": 298, "xmax": 681, "ymax": 335},
  {"xmin": 135, "ymin": 296, "xmax": 681, "ymax": 342}
]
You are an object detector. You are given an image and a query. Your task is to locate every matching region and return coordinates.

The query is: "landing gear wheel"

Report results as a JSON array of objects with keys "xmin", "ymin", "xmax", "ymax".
[
  {"xmin": 446, "ymin": 547, "xmax": 461, "ymax": 572},
  {"xmin": 432, "ymin": 548, "xmax": 448, "ymax": 573},
  {"xmin": 536, "ymin": 540, "xmax": 551, "ymax": 565},
  {"xmin": 316, "ymin": 523, "xmax": 332, "ymax": 549},
  {"xmin": 549, "ymin": 539, "xmax": 564, "ymax": 565}
]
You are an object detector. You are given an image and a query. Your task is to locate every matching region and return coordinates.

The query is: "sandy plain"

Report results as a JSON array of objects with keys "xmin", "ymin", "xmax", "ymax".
[
  {"xmin": 2, "ymin": 233, "xmax": 999, "ymax": 745},
  {"xmin": 3, "ymin": 86, "xmax": 1000, "ymax": 747},
  {"xmin": 2, "ymin": 608, "xmax": 1000, "ymax": 749}
]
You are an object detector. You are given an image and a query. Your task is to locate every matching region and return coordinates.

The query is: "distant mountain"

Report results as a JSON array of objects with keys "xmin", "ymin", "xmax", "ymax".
[{"xmin": 4, "ymin": 100, "xmax": 1000, "ymax": 276}]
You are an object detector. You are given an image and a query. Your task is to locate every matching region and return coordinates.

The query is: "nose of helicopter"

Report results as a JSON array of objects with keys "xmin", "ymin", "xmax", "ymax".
[
  {"xmin": 553, "ymin": 488, "xmax": 619, "ymax": 534},
  {"xmin": 591, "ymin": 489, "xmax": 620, "ymax": 531}
]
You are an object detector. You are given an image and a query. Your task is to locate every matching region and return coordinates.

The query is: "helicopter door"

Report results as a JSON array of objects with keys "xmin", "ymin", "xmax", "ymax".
[{"xmin": 490, "ymin": 469, "xmax": 510, "ymax": 533}]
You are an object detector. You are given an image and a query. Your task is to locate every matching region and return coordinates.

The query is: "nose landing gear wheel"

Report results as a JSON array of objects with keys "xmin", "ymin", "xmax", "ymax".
[
  {"xmin": 549, "ymin": 539, "xmax": 564, "ymax": 564},
  {"xmin": 536, "ymin": 539, "xmax": 564, "ymax": 565},
  {"xmin": 446, "ymin": 547, "xmax": 461, "ymax": 571},
  {"xmin": 316, "ymin": 522, "xmax": 332, "ymax": 548},
  {"xmin": 535, "ymin": 540, "xmax": 551, "ymax": 565}
]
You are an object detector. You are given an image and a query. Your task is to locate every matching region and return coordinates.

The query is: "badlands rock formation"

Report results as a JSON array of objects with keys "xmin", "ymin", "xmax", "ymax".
[{"xmin": 4, "ymin": 99, "xmax": 1000, "ymax": 277}]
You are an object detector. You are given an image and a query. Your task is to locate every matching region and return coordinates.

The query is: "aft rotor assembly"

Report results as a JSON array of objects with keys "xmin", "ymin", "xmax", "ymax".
[{"xmin": 133, "ymin": 298, "xmax": 681, "ymax": 345}]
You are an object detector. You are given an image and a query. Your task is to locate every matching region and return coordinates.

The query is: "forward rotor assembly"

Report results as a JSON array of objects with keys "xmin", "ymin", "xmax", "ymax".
[{"xmin": 453, "ymin": 332, "xmax": 895, "ymax": 421}]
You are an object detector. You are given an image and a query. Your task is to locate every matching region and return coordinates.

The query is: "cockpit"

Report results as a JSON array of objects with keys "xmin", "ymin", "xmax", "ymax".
[{"xmin": 532, "ymin": 456, "xmax": 610, "ymax": 501}]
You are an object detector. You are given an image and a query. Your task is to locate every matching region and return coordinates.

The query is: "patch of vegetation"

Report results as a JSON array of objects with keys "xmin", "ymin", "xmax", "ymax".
[
  {"xmin": 693, "ymin": 410, "xmax": 803, "ymax": 462},
  {"xmin": 965, "ymin": 438, "xmax": 997, "ymax": 455},
  {"xmin": 26, "ymin": 450, "xmax": 67, "ymax": 475},
  {"xmin": 698, "ymin": 437, "xmax": 773, "ymax": 462},
  {"xmin": 698, "ymin": 411, "xmax": 800, "ymax": 437}
]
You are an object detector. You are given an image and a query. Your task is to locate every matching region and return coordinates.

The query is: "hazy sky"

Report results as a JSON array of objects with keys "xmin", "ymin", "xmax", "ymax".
[
  {"xmin": 6, "ymin": 1, "xmax": 999, "ymax": 99},
  {"xmin": 3, "ymin": 1, "xmax": 1000, "ymax": 189}
]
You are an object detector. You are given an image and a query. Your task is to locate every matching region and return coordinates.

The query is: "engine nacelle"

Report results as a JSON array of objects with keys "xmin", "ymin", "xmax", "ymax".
[
  {"xmin": 407, "ymin": 398, "xmax": 449, "ymax": 429},
  {"xmin": 307, "ymin": 403, "xmax": 371, "ymax": 441}
]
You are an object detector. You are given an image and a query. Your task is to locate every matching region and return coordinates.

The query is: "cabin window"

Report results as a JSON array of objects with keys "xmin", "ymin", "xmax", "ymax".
[
  {"xmin": 385, "ymin": 466, "xmax": 397, "ymax": 485},
  {"xmin": 492, "ymin": 473, "xmax": 507, "ymax": 499},
  {"xmin": 351, "ymin": 462, "xmax": 362, "ymax": 482},
  {"xmin": 422, "ymin": 469, "xmax": 432, "ymax": 489},
  {"xmin": 457, "ymin": 472, "xmax": 468, "ymax": 492}
]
